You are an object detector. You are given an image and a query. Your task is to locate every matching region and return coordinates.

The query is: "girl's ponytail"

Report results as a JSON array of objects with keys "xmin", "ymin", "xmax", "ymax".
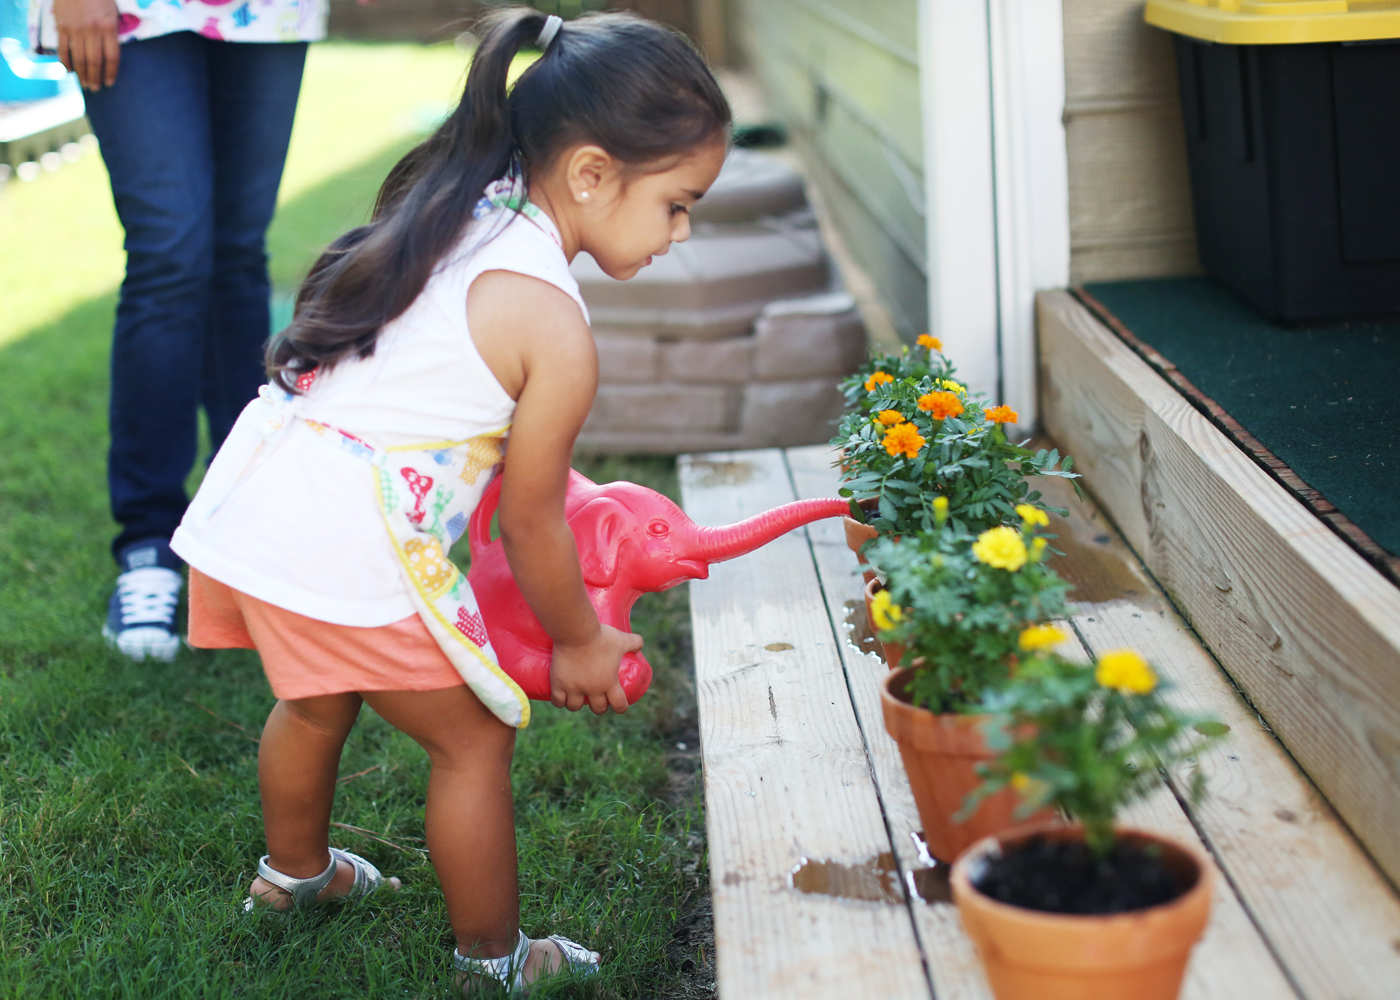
[{"xmin": 269, "ymin": 8, "xmax": 731, "ymax": 391}]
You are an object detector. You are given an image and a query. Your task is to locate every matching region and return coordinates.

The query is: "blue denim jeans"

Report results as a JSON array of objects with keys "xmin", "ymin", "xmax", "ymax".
[{"xmin": 83, "ymin": 32, "xmax": 307, "ymax": 562}]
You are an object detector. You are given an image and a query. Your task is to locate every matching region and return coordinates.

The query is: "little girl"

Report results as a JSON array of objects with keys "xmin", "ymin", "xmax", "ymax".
[{"xmin": 169, "ymin": 8, "xmax": 729, "ymax": 991}]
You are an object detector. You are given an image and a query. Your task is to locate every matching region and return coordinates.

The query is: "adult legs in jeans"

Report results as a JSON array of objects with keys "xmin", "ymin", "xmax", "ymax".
[{"xmin": 84, "ymin": 33, "xmax": 307, "ymax": 564}]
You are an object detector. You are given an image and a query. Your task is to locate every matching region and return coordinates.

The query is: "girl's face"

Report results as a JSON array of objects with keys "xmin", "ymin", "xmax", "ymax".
[{"xmin": 565, "ymin": 139, "xmax": 729, "ymax": 281}]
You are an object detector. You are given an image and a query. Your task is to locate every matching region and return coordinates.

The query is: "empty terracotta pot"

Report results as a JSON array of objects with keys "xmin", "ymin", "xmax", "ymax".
[
  {"xmin": 951, "ymin": 823, "xmax": 1213, "ymax": 1000},
  {"xmin": 863, "ymin": 578, "xmax": 905, "ymax": 668},
  {"xmin": 879, "ymin": 668, "xmax": 1052, "ymax": 863},
  {"xmin": 844, "ymin": 516, "xmax": 879, "ymax": 584}
]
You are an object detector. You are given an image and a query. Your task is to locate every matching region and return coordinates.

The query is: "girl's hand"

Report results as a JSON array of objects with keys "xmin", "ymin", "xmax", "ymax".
[
  {"xmin": 53, "ymin": 0, "xmax": 121, "ymax": 91},
  {"xmin": 550, "ymin": 624, "xmax": 643, "ymax": 715}
]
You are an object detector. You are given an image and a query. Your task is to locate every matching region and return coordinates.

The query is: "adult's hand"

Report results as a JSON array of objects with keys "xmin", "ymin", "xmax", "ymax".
[{"xmin": 53, "ymin": 0, "xmax": 120, "ymax": 91}]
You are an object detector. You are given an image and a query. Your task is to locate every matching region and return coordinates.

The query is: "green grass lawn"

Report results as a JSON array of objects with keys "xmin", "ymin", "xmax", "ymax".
[{"xmin": 0, "ymin": 42, "xmax": 708, "ymax": 999}]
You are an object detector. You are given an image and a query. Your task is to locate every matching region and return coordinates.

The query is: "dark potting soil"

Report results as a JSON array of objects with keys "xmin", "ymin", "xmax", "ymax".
[{"xmin": 972, "ymin": 836, "xmax": 1192, "ymax": 915}]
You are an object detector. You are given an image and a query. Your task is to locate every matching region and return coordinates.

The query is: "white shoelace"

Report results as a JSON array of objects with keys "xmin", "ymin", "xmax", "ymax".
[{"xmin": 114, "ymin": 567, "xmax": 182, "ymax": 627}]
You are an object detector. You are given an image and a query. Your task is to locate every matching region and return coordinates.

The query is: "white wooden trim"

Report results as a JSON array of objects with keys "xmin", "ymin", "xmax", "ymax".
[
  {"xmin": 917, "ymin": 0, "xmax": 1000, "ymax": 398},
  {"xmin": 987, "ymin": 0, "xmax": 1070, "ymax": 429},
  {"xmin": 919, "ymin": 0, "xmax": 1070, "ymax": 424}
]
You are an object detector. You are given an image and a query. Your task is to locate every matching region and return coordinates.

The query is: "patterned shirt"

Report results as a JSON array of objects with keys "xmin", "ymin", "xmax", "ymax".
[{"xmin": 31, "ymin": 0, "xmax": 326, "ymax": 50}]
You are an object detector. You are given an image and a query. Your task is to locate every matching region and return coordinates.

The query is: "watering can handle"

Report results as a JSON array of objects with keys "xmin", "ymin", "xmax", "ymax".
[{"xmin": 469, "ymin": 473, "xmax": 504, "ymax": 555}]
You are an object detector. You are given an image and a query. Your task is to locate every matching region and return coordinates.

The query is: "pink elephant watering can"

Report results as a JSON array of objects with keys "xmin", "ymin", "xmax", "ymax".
[{"xmin": 466, "ymin": 470, "xmax": 851, "ymax": 704}]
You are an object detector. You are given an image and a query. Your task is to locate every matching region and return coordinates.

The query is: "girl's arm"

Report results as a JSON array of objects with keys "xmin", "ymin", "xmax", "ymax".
[{"xmin": 469, "ymin": 270, "xmax": 642, "ymax": 716}]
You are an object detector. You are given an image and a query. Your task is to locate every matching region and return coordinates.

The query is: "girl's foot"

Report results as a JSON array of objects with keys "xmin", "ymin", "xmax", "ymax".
[
  {"xmin": 455, "ymin": 931, "xmax": 601, "ymax": 994},
  {"xmin": 245, "ymin": 849, "xmax": 401, "ymax": 911}
]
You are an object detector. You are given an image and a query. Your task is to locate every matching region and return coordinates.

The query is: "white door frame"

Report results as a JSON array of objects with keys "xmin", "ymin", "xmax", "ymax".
[{"xmin": 917, "ymin": 0, "xmax": 1070, "ymax": 430}]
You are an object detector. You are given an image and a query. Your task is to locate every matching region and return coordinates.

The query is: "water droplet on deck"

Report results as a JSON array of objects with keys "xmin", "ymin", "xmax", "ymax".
[
  {"xmin": 842, "ymin": 600, "xmax": 880, "ymax": 657},
  {"xmin": 789, "ymin": 854, "xmax": 903, "ymax": 904},
  {"xmin": 906, "ymin": 864, "xmax": 952, "ymax": 904}
]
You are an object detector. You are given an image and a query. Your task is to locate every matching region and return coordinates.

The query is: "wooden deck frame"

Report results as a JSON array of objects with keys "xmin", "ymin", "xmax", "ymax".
[
  {"xmin": 679, "ymin": 445, "xmax": 1400, "ymax": 998},
  {"xmin": 1037, "ymin": 288, "xmax": 1400, "ymax": 887}
]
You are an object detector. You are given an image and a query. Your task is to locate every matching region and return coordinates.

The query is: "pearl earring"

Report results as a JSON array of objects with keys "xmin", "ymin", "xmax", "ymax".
[{"xmin": 581, "ymin": 191, "xmax": 589, "ymax": 201}]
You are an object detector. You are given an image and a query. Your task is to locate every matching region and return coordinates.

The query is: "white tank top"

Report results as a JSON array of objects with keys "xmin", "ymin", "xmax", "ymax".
[{"xmin": 172, "ymin": 207, "xmax": 589, "ymax": 626}]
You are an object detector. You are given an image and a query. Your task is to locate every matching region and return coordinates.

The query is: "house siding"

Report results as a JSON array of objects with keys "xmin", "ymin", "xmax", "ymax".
[{"xmin": 733, "ymin": 0, "xmax": 927, "ymax": 339}]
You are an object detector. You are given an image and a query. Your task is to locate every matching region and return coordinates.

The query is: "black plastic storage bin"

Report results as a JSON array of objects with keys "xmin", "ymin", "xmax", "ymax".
[{"xmin": 1173, "ymin": 37, "xmax": 1400, "ymax": 322}]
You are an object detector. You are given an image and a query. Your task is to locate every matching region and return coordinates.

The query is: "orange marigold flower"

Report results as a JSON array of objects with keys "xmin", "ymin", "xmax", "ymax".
[
  {"xmin": 864, "ymin": 371, "xmax": 894, "ymax": 392},
  {"xmin": 876, "ymin": 409, "xmax": 906, "ymax": 426},
  {"xmin": 917, "ymin": 391, "xmax": 964, "ymax": 421},
  {"xmin": 882, "ymin": 422, "xmax": 926, "ymax": 458},
  {"xmin": 917, "ymin": 334, "xmax": 942, "ymax": 351},
  {"xmin": 985, "ymin": 405, "xmax": 1019, "ymax": 424}
]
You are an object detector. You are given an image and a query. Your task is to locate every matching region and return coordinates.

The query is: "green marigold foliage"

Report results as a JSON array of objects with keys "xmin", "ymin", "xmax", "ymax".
[
  {"xmin": 834, "ymin": 350, "xmax": 1079, "ymax": 537},
  {"xmin": 968, "ymin": 652, "xmax": 1227, "ymax": 856},
  {"xmin": 869, "ymin": 524, "xmax": 1070, "ymax": 714}
]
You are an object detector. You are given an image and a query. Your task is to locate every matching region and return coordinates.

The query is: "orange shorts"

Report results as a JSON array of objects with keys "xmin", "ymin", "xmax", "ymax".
[{"xmin": 187, "ymin": 567, "xmax": 465, "ymax": 701}]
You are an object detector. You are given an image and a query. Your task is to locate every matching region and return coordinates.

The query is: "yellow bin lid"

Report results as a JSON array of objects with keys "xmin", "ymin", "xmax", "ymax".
[{"xmin": 1145, "ymin": 0, "xmax": 1400, "ymax": 45}]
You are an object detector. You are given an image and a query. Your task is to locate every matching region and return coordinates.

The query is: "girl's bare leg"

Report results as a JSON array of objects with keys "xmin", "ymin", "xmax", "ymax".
[
  {"xmin": 249, "ymin": 692, "xmax": 401, "ymax": 907},
  {"xmin": 362, "ymin": 685, "xmax": 586, "ymax": 984}
]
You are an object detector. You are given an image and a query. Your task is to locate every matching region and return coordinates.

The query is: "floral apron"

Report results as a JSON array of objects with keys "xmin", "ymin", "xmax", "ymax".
[{"xmin": 235, "ymin": 173, "xmax": 560, "ymax": 729}]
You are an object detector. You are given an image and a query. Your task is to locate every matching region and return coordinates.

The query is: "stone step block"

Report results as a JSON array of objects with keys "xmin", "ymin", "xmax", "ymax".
[
  {"xmin": 659, "ymin": 337, "xmax": 755, "ymax": 384},
  {"xmin": 584, "ymin": 383, "xmax": 741, "ymax": 434},
  {"xmin": 738, "ymin": 377, "xmax": 847, "ymax": 448},
  {"xmin": 593, "ymin": 333, "xmax": 660, "ymax": 383},
  {"xmin": 753, "ymin": 292, "xmax": 867, "ymax": 381}
]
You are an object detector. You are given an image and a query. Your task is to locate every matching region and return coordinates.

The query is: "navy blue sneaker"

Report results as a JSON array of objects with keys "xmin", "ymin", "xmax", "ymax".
[{"xmin": 104, "ymin": 539, "xmax": 184, "ymax": 662}]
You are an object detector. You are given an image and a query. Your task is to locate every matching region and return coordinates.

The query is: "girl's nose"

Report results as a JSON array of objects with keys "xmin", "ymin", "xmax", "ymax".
[{"xmin": 671, "ymin": 214, "xmax": 692, "ymax": 244}]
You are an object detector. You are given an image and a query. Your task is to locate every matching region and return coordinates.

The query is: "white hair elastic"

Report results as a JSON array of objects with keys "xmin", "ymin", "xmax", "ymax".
[{"xmin": 536, "ymin": 14, "xmax": 563, "ymax": 51}]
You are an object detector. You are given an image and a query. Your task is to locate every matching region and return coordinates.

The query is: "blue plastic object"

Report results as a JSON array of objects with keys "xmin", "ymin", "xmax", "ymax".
[{"xmin": 1, "ymin": 0, "xmax": 79, "ymax": 102}]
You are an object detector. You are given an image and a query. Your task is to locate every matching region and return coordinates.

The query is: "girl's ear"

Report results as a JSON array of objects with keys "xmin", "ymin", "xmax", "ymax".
[{"xmin": 565, "ymin": 144, "xmax": 614, "ymax": 204}]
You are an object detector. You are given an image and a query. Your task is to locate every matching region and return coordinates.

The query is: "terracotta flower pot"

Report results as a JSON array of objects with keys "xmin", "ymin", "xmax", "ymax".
[
  {"xmin": 951, "ymin": 823, "xmax": 1213, "ymax": 1000},
  {"xmin": 879, "ymin": 668, "xmax": 1053, "ymax": 863},
  {"xmin": 844, "ymin": 516, "xmax": 880, "ymax": 584},
  {"xmin": 863, "ymin": 578, "xmax": 905, "ymax": 668}
]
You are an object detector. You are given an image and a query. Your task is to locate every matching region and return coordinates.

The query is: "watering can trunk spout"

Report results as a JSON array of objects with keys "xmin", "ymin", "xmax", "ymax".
[{"xmin": 689, "ymin": 497, "xmax": 853, "ymax": 564}]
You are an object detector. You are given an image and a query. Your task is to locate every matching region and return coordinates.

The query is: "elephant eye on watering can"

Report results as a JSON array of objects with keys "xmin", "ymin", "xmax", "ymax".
[{"xmin": 647, "ymin": 519, "xmax": 670, "ymax": 537}]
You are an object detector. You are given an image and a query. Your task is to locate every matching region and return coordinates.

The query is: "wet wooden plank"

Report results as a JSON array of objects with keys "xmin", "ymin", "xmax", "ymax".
[
  {"xmin": 678, "ymin": 450, "xmax": 933, "ymax": 1000},
  {"xmin": 786, "ymin": 444, "xmax": 995, "ymax": 1000},
  {"xmin": 1038, "ymin": 474, "xmax": 1400, "ymax": 1000},
  {"xmin": 1038, "ymin": 288, "xmax": 1400, "ymax": 886},
  {"xmin": 786, "ymin": 445, "xmax": 1295, "ymax": 1000}
]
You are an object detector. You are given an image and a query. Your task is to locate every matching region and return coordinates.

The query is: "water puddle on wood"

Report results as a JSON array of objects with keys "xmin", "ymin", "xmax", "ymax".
[
  {"xmin": 842, "ymin": 599, "xmax": 880, "ymax": 658},
  {"xmin": 1045, "ymin": 513, "xmax": 1158, "ymax": 608},
  {"xmin": 789, "ymin": 835, "xmax": 951, "ymax": 905},
  {"xmin": 687, "ymin": 459, "xmax": 754, "ymax": 488}
]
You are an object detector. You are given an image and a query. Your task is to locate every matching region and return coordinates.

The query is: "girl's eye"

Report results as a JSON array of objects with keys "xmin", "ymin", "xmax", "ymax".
[{"xmin": 670, "ymin": 204, "xmax": 689, "ymax": 217}]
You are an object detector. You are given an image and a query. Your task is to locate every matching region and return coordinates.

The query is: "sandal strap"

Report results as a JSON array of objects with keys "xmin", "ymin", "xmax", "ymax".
[
  {"xmin": 255, "ymin": 853, "xmax": 336, "ymax": 908},
  {"xmin": 546, "ymin": 935, "xmax": 601, "ymax": 977},
  {"xmin": 329, "ymin": 848, "xmax": 382, "ymax": 901},
  {"xmin": 453, "ymin": 929, "xmax": 531, "ymax": 992}
]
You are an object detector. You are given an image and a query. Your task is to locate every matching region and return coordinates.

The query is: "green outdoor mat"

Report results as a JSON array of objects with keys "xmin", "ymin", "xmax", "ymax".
[{"xmin": 1081, "ymin": 278, "xmax": 1399, "ymax": 562}]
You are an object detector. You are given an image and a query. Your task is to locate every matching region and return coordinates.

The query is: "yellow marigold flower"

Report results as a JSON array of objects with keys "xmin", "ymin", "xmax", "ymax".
[
  {"xmin": 1016, "ymin": 504, "xmax": 1049, "ymax": 529},
  {"xmin": 1018, "ymin": 624, "xmax": 1067, "ymax": 652},
  {"xmin": 869, "ymin": 589, "xmax": 904, "ymax": 632},
  {"xmin": 932, "ymin": 496, "xmax": 949, "ymax": 515},
  {"xmin": 1031, "ymin": 537, "xmax": 1048, "ymax": 560},
  {"xmin": 918, "ymin": 391, "xmax": 964, "ymax": 421},
  {"xmin": 917, "ymin": 334, "xmax": 942, "ymax": 351},
  {"xmin": 940, "ymin": 379, "xmax": 965, "ymax": 393},
  {"xmin": 882, "ymin": 421, "xmax": 926, "ymax": 458},
  {"xmin": 865, "ymin": 371, "xmax": 895, "ymax": 392},
  {"xmin": 1095, "ymin": 649, "xmax": 1158, "ymax": 695},
  {"xmin": 984, "ymin": 404, "xmax": 1018, "ymax": 424},
  {"xmin": 972, "ymin": 526, "xmax": 1028, "ymax": 572},
  {"xmin": 1010, "ymin": 772, "xmax": 1032, "ymax": 793},
  {"xmin": 876, "ymin": 409, "xmax": 906, "ymax": 426}
]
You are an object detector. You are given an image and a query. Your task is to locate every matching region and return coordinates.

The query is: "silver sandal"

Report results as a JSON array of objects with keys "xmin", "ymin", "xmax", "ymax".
[
  {"xmin": 241, "ymin": 847, "xmax": 386, "ymax": 913},
  {"xmin": 452, "ymin": 928, "xmax": 600, "ymax": 993}
]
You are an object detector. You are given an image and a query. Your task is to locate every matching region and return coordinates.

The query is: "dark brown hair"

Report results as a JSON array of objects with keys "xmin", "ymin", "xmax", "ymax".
[{"xmin": 267, "ymin": 7, "xmax": 731, "ymax": 391}]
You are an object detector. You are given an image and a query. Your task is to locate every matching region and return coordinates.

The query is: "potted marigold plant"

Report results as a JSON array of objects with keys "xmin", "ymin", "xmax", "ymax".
[
  {"xmin": 869, "ymin": 505, "xmax": 1072, "ymax": 862},
  {"xmin": 833, "ymin": 338, "xmax": 1078, "ymax": 574},
  {"xmin": 951, "ymin": 648, "xmax": 1227, "ymax": 1000}
]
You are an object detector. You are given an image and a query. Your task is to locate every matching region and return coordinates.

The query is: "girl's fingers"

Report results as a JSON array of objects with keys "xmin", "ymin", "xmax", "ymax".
[
  {"xmin": 551, "ymin": 688, "xmax": 567, "ymax": 709},
  {"xmin": 606, "ymin": 684, "xmax": 629, "ymax": 715},
  {"xmin": 588, "ymin": 693, "xmax": 609, "ymax": 716},
  {"xmin": 102, "ymin": 28, "xmax": 120, "ymax": 87},
  {"xmin": 56, "ymin": 34, "xmax": 74, "ymax": 73}
]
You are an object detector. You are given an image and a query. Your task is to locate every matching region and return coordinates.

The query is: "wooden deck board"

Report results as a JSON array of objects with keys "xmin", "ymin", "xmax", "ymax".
[
  {"xmin": 787, "ymin": 445, "xmax": 1296, "ymax": 1000},
  {"xmin": 786, "ymin": 445, "xmax": 996, "ymax": 1000},
  {"xmin": 1037, "ymin": 475, "xmax": 1400, "ymax": 1000},
  {"xmin": 1038, "ymin": 288, "xmax": 1400, "ymax": 885},
  {"xmin": 678, "ymin": 451, "xmax": 933, "ymax": 1000}
]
